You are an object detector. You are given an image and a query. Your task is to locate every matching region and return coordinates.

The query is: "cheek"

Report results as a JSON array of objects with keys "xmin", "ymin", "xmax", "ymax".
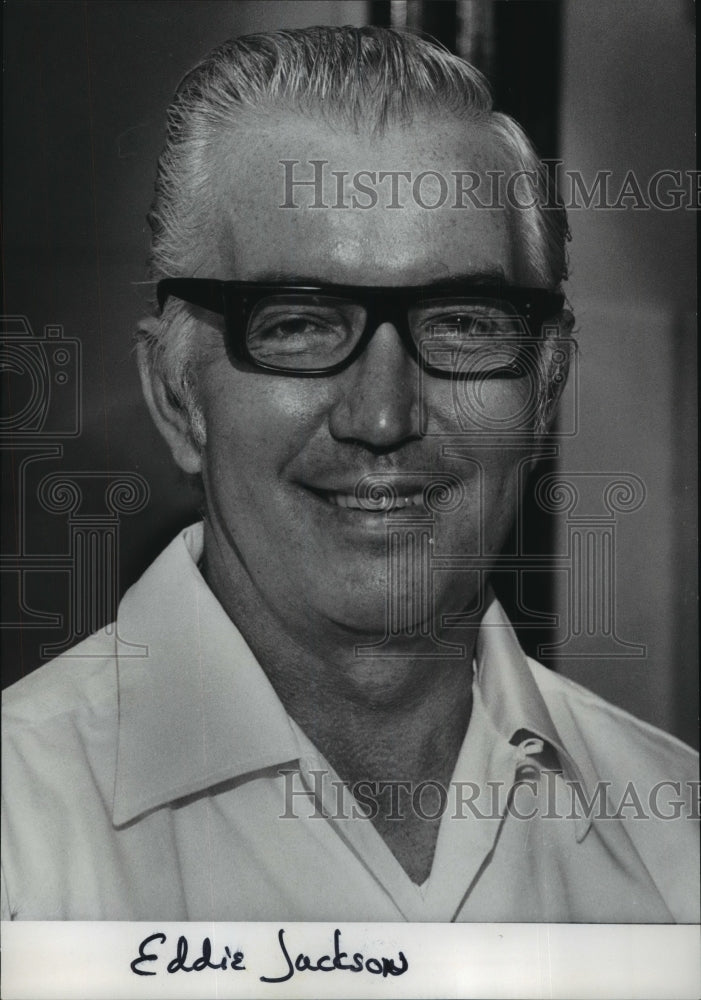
[
  {"xmin": 424, "ymin": 384, "xmax": 532, "ymax": 547},
  {"xmin": 446, "ymin": 379, "xmax": 542, "ymax": 435},
  {"xmin": 424, "ymin": 373, "xmax": 542, "ymax": 442},
  {"xmin": 461, "ymin": 456, "xmax": 525, "ymax": 547},
  {"xmin": 196, "ymin": 365, "xmax": 332, "ymax": 483}
]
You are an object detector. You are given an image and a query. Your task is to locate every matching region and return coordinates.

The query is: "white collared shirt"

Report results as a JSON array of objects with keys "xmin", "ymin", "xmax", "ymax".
[{"xmin": 2, "ymin": 524, "xmax": 698, "ymax": 921}]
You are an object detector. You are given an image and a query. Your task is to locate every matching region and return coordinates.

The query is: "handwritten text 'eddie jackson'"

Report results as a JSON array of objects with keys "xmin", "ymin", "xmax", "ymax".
[{"xmin": 131, "ymin": 926, "xmax": 409, "ymax": 983}]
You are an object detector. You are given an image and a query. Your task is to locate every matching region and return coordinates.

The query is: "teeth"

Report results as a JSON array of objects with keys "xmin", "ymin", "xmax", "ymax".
[
  {"xmin": 325, "ymin": 492, "xmax": 425, "ymax": 511},
  {"xmin": 327, "ymin": 493, "xmax": 365, "ymax": 510}
]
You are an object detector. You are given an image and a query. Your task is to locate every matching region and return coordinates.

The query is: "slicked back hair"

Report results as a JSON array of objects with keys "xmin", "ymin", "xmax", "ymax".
[{"xmin": 142, "ymin": 26, "xmax": 571, "ymax": 435}]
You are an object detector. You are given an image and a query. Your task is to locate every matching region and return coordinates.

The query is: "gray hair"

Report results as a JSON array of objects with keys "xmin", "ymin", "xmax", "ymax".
[{"xmin": 141, "ymin": 25, "xmax": 571, "ymax": 434}]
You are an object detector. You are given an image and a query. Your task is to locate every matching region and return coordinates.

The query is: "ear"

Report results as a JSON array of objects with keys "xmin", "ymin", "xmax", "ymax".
[
  {"xmin": 136, "ymin": 321, "xmax": 203, "ymax": 475},
  {"xmin": 538, "ymin": 315, "xmax": 574, "ymax": 434},
  {"xmin": 524, "ymin": 326, "xmax": 573, "ymax": 474},
  {"xmin": 541, "ymin": 339, "xmax": 571, "ymax": 431}
]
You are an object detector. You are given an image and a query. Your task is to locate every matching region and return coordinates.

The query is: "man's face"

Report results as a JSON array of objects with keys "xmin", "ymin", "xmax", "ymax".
[{"xmin": 178, "ymin": 113, "xmax": 544, "ymax": 644}]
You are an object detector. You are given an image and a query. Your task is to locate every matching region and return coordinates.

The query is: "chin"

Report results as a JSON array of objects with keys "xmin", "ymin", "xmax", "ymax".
[
  {"xmin": 322, "ymin": 600, "xmax": 395, "ymax": 639},
  {"xmin": 295, "ymin": 566, "xmax": 478, "ymax": 644},
  {"xmin": 314, "ymin": 587, "xmax": 442, "ymax": 643}
]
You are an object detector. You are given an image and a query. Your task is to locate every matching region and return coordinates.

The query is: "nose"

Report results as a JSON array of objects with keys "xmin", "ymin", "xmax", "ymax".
[{"xmin": 328, "ymin": 322, "xmax": 423, "ymax": 450}]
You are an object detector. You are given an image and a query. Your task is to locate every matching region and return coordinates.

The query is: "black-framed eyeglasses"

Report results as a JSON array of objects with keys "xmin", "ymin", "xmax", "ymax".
[{"xmin": 156, "ymin": 278, "xmax": 565, "ymax": 378}]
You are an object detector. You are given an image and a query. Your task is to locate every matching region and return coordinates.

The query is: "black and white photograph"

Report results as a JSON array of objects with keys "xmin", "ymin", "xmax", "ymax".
[{"xmin": 1, "ymin": 1, "xmax": 698, "ymax": 996}]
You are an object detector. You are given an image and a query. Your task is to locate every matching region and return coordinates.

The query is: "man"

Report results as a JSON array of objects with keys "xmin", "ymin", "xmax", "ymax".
[{"xmin": 2, "ymin": 26, "xmax": 698, "ymax": 922}]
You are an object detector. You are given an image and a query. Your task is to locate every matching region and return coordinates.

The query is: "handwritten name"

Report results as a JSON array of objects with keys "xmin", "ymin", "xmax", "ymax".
[
  {"xmin": 261, "ymin": 927, "xmax": 408, "ymax": 983},
  {"xmin": 131, "ymin": 927, "xmax": 408, "ymax": 982},
  {"xmin": 131, "ymin": 933, "xmax": 245, "ymax": 975}
]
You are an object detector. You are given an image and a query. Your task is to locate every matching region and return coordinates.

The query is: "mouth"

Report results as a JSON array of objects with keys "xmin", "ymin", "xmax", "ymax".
[
  {"xmin": 306, "ymin": 486, "xmax": 428, "ymax": 513},
  {"xmin": 324, "ymin": 490, "xmax": 425, "ymax": 511}
]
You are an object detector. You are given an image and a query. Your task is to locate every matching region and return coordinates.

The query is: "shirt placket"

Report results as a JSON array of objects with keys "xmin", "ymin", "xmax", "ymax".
[{"xmin": 419, "ymin": 694, "xmax": 550, "ymax": 919}]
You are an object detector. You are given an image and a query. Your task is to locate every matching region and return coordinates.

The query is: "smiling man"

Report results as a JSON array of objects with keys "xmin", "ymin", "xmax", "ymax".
[{"xmin": 2, "ymin": 26, "xmax": 698, "ymax": 922}]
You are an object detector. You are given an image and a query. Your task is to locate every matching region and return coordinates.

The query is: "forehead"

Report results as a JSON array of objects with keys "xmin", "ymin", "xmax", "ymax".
[{"xmin": 206, "ymin": 112, "xmax": 526, "ymax": 284}]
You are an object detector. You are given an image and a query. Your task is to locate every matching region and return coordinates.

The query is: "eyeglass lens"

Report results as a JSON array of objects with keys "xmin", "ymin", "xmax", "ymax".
[{"xmin": 245, "ymin": 294, "xmax": 530, "ymax": 373}]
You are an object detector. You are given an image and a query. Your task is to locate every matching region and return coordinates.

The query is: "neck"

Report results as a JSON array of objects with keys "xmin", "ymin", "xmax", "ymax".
[{"xmin": 202, "ymin": 521, "xmax": 477, "ymax": 786}]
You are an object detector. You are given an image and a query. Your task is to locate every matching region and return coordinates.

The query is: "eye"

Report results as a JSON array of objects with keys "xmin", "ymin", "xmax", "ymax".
[
  {"xmin": 461, "ymin": 313, "xmax": 524, "ymax": 336},
  {"xmin": 249, "ymin": 306, "xmax": 348, "ymax": 343},
  {"xmin": 255, "ymin": 312, "xmax": 337, "ymax": 340},
  {"xmin": 412, "ymin": 299, "xmax": 526, "ymax": 339}
]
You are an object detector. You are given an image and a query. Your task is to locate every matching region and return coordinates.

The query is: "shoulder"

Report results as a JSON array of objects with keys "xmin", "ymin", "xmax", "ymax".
[
  {"xmin": 2, "ymin": 629, "xmax": 122, "ymax": 920},
  {"xmin": 3, "ymin": 627, "xmax": 118, "ymax": 731},
  {"xmin": 526, "ymin": 658, "xmax": 699, "ymax": 922},
  {"xmin": 2, "ymin": 629, "xmax": 120, "ymax": 791},
  {"xmin": 526, "ymin": 656, "xmax": 698, "ymax": 779},
  {"xmin": 2, "ymin": 626, "xmax": 121, "ymax": 807}
]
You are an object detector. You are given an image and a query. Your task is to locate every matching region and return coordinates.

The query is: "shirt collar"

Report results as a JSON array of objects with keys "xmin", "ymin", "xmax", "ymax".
[
  {"xmin": 475, "ymin": 595, "xmax": 594, "ymax": 838},
  {"xmin": 476, "ymin": 597, "xmax": 568, "ymax": 757},
  {"xmin": 113, "ymin": 523, "xmax": 591, "ymax": 832},
  {"xmin": 112, "ymin": 523, "xmax": 300, "ymax": 826}
]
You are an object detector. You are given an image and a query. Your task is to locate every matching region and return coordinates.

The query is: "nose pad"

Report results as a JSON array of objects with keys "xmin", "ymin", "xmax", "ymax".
[{"xmin": 328, "ymin": 321, "xmax": 423, "ymax": 448}]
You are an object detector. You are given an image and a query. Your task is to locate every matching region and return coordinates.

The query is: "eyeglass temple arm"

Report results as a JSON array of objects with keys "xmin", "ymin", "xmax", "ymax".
[{"xmin": 157, "ymin": 278, "xmax": 226, "ymax": 315}]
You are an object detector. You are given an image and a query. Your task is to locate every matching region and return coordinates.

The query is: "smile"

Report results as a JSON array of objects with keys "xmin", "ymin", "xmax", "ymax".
[{"xmin": 315, "ymin": 490, "xmax": 426, "ymax": 512}]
